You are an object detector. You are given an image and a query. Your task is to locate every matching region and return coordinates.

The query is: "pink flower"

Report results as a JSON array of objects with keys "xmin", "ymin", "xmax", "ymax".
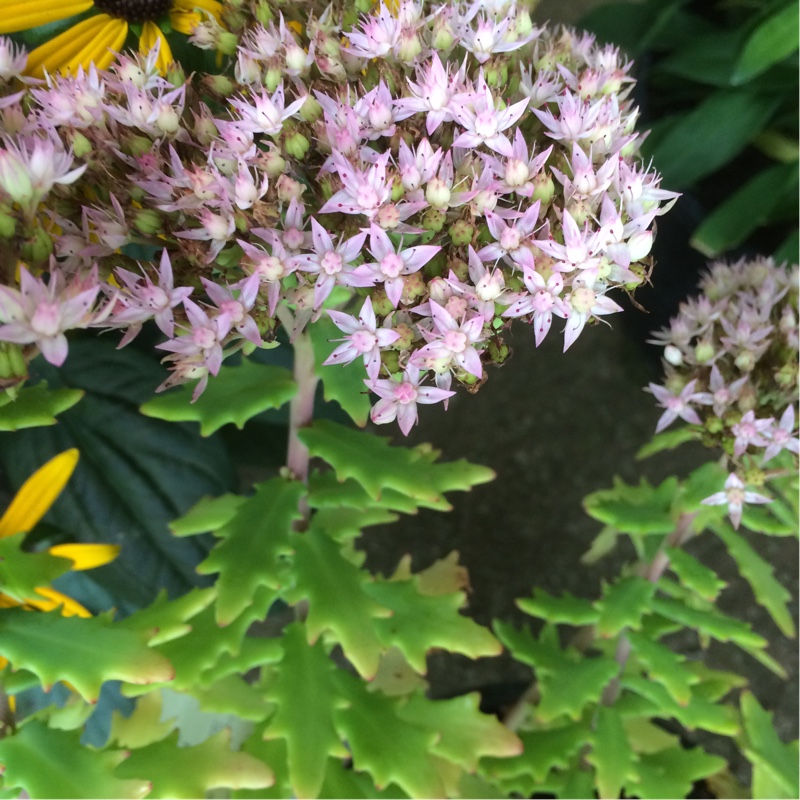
[
  {"xmin": 238, "ymin": 236, "xmax": 297, "ymax": 318},
  {"xmin": 648, "ymin": 379, "xmax": 704, "ymax": 433},
  {"xmin": 343, "ymin": 3, "xmax": 400, "ymax": 59},
  {"xmin": 229, "ymin": 83, "xmax": 306, "ymax": 136},
  {"xmin": 502, "ymin": 266, "xmax": 567, "ymax": 346},
  {"xmin": 560, "ymin": 286, "xmax": 623, "ymax": 351},
  {"xmin": 319, "ymin": 151, "xmax": 392, "ymax": 219},
  {"xmin": 202, "ymin": 273, "xmax": 263, "ymax": 347},
  {"xmin": 731, "ymin": 410, "xmax": 773, "ymax": 459},
  {"xmin": 368, "ymin": 365, "xmax": 455, "ymax": 435},
  {"xmin": 701, "ymin": 472, "xmax": 771, "ymax": 530},
  {"xmin": 762, "ymin": 405, "xmax": 800, "ymax": 464},
  {"xmin": 410, "ymin": 299, "xmax": 484, "ymax": 378},
  {"xmin": 459, "ymin": 11, "xmax": 533, "ymax": 64}
]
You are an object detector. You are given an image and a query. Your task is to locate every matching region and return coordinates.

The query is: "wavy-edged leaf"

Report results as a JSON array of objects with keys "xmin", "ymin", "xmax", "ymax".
[
  {"xmin": 115, "ymin": 728, "xmax": 274, "ymax": 798},
  {"xmin": 365, "ymin": 579, "xmax": 501, "ymax": 674},
  {"xmin": 740, "ymin": 690, "xmax": 799, "ymax": 799},
  {"xmin": 312, "ymin": 506, "xmax": 398, "ymax": 544},
  {"xmin": 587, "ymin": 706, "xmax": 637, "ymax": 799},
  {"xmin": 332, "ymin": 670, "xmax": 444, "ymax": 798},
  {"xmin": 285, "ymin": 524, "xmax": 389, "ymax": 679},
  {"xmin": 583, "ymin": 477, "xmax": 678, "ymax": 535},
  {"xmin": 636, "ymin": 427, "xmax": 699, "ymax": 460},
  {"xmin": 712, "ymin": 522, "xmax": 795, "ymax": 637},
  {"xmin": 742, "ymin": 498, "xmax": 799, "ymax": 536},
  {"xmin": 594, "ymin": 577, "xmax": 655, "ymax": 637},
  {"xmin": 141, "ymin": 359, "xmax": 297, "ymax": 436},
  {"xmin": 0, "ymin": 534, "xmax": 71, "ymax": 603},
  {"xmin": 665, "ymin": 548, "xmax": 726, "ymax": 601},
  {"xmin": 197, "ymin": 478, "xmax": 305, "ymax": 625},
  {"xmin": 110, "ymin": 691, "xmax": 176, "ymax": 749},
  {"xmin": 397, "ymin": 692, "xmax": 522, "ymax": 771},
  {"xmin": 733, "ymin": 3, "xmax": 799, "ymax": 84},
  {"xmin": 0, "ymin": 609, "xmax": 174, "ymax": 702},
  {"xmin": 263, "ymin": 624, "xmax": 349, "ymax": 800},
  {"xmin": 169, "ymin": 494, "xmax": 245, "ymax": 537},
  {"xmin": 627, "ymin": 630, "xmax": 699, "ymax": 706},
  {"xmin": 299, "ymin": 420, "xmax": 494, "ymax": 505},
  {"xmin": 120, "ymin": 587, "xmax": 216, "ymax": 647},
  {"xmin": 0, "ymin": 384, "xmax": 83, "ymax": 431},
  {"xmin": 516, "ymin": 588, "xmax": 600, "ymax": 625},
  {"xmin": 0, "ymin": 721, "xmax": 148, "ymax": 799},
  {"xmin": 626, "ymin": 744, "xmax": 726, "ymax": 799},
  {"xmin": 308, "ymin": 471, "xmax": 431, "ymax": 513},
  {"xmin": 318, "ymin": 757, "xmax": 406, "ymax": 799}
]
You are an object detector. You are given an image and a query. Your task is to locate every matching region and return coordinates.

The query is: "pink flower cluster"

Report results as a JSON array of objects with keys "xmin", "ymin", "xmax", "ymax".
[
  {"xmin": 647, "ymin": 257, "xmax": 799, "ymax": 527},
  {"xmin": 0, "ymin": 0, "xmax": 676, "ymax": 432}
]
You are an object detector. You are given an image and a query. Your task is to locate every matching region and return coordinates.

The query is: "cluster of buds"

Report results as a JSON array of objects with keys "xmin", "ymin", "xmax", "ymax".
[
  {"xmin": 647, "ymin": 257, "xmax": 799, "ymax": 528},
  {"xmin": 0, "ymin": 0, "xmax": 676, "ymax": 432}
]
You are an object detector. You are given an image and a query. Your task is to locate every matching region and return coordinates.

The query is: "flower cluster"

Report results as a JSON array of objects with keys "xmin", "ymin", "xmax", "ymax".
[
  {"xmin": 0, "ymin": 0, "xmax": 675, "ymax": 432},
  {"xmin": 647, "ymin": 256, "xmax": 799, "ymax": 527}
]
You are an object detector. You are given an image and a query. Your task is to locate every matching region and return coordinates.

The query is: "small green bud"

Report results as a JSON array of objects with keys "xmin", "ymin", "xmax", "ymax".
[
  {"xmin": 205, "ymin": 74, "xmax": 236, "ymax": 97},
  {"xmin": 531, "ymin": 172, "xmax": 555, "ymax": 205},
  {"xmin": 744, "ymin": 467, "xmax": 766, "ymax": 487},
  {"xmin": 381, "ymin": 349, "xmax": 400, "ymax": 374},
  {"xmin": 448, "ymin": 220, "xmax": 474, "ymax": 247},
  {"xmin": 734, "ymin": 350, "xmax": 756, "ymax": 372},
  {"xmin": 21, "ymin": 224, "xmax": 53, "ymax": 263},
  {"xmin": 355, "ymin": 0, "xmax": 372, "ymax": 13},
  {"xmin": 283, "ymin": 132, "xmax": 310, "ymax": 160},
  {"xmin": 299, "ymin": 95, "xmax": 322, "ymax": 123},
  {"xmin": 235, "ymin": 211, "xmax": 248, "ymax": 233},
  {"xmin": 449, "ymin": 257, "xmax": 469, "ymax": 282},
  {"xmin": 70, "ymin": 132, "xmax": 92, "ymax": 158},
  {"xmin": 487, "ymin": 338, "xmax": 510, "ymax": 365},
  {"xmin": 776, "ymin": 362, "xmax": 796, "ymax": 387},
  {"xmin": 0, "ymin": 209, "xmax": 16, "ymax": 238},
  {"xmin": 422, "ymin": 207, "xmax": 446, "ymax": 233},
  {"xmin": 694, "ymin": 340, "xmax": 715, "ymax": 364},
  {"xmin": 133, "ymin": 208, "xmax": 162, "ymax": 235},
  {"xmin": 217, "ymin": 31, "xmax": 239, "ymax": 56},
  {"xmin": 390, "ymin": 176, "xmax": 404, "ymax": 203},
  {"xmin": 392, "ymin": 323, "xmax": 414, "ymax": 350},
  {"xmin": 254, "ymin": 0, "xmax": 273, "ymax": 24},
  {"xmin": 264, "ymin": 67, "xmax": 283, "ymax": 92},
  {"xmin": 460, "ymin": 371, "xmax": 479, "ymax": 386},
  {"xmin": 125, "ymin": 134, "xmax": 153, "ymax": 158},
  {"xmin": 166, "ymin": 63, "xmax": 186, "ymax": 88},
  {"xmin": 401, "ymin": 272, "xmax": 425, "ymax": 305},
  {"xmin": 705, "ymin": 416, "xmax": 724, "ymax": 434}
]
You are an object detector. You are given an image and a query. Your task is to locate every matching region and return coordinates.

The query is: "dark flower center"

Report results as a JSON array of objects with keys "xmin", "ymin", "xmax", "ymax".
[{"xmin": 93, "ymin": 0, "xmax": 174, "ymax": 23}]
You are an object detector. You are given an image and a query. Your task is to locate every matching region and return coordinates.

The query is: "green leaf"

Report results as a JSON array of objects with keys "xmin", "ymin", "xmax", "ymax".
[
  {"xmin": 0, "ymin": 609, "xmax": 174, "ymax": 702},
  {"xmin": 712, "ymin": 523, "xmax": 795, "ymax": 637},
  {"xmin": 332, "ymin": 670, "xmax": 445, "ymax": 798},
  {"xmin": 263, "ymin": 624, "xmax": 349, "ymax": 800},
  {"xmin": 311, "ymin": 506, "xmax": 398, "ymax": 544},
  {"xmin": 516, "ymin": 588, "xmax": 600, "ymax": 625},
  {"xmin": 655, "ymin": 28, "xmax": 745, "ymax": 86},
  {"xmin": 741, "ymin": 499, "xmax": 798, "ymax": 536},
  {"xmin": 0, "ymin": 340, "xmax": 236, "ymax": 610},
  {"xmin": 626, "ymin": 744, "xmax": 726, "ymax": 799},
  {"xmin": 308, "ymin": 471, "xmax": 433, "ymax": 513},
  {"xmin": 0, "ymin": 384, "xmax": 83, "ymax": 431},
  {"xmin": 626, "ymin": 630, "xmax": 699, "ymax": 705},
  {"xmin": 581, "ymin": 525, "xmax": 619, "ymax": 565},
  {"xmin": 318, "ymin": 758, "xmax": 406, "ymax": 799},
  {"xmin": 494, "ymin": 621, "xmax": 619, "ymax": 722},
  {"xmin": 0, "ymin": 534, "xmax": 71, "ymax": 603},
  {"xmin": 285, "ymin": 524, "xmax": 390, "ymax": 679},
  {"xmin": 774, "ymin": 229, "xmax": 799, "ymax": 265},
  {"xmin": 120, "ymin": 587, "xmax": 216, "ymax": 647},
  {"xmin": 691, "ymin": 162, "xmax": 799, "ymax": 256},
  {"xmin": 365, "ymin": 579, "xmax": 502, "ymax": 673},
  {"xmin": 733, "ymin": 3, "xmax": 799, "ymax": 84},
  {"xmin": 197, "ymin": 478, "xmax": 305, "ymax": 625},
  {"xmin": 636, "ymin": 427, "xmax": 699, "ymax": 460},
  {"xmin": 583, "ymin": 477, "xmax": 678, "ymax": 535},
  {"xmin": 665, "ymin": 548, "xmax": 727, "ymax": 601},
  {"xmin": 396, "ymin": 692, "xmax": 522, "ymax": 771},
  {"xmin": 587, "ymin": 706, "xmax": 637, "ymax": 799},
  {"xmin": 594, "ymin": 577, "xmax": 656, "ymax": 637},
  {"xmin": 309, "ymin": 316, "xmax": 372, "ymax": 426},
  {"xmin": 299, "ymin": 420, "xmax": 495, "ymax": 504},
  {"xmin": 169, "ymin": 494, "xmax": 245, "ymax": 536},
  {"xmin": 481, "ymin": 723, "xmax": 588, "ymax": 784},
  {"xmin": 643, "ymin": 89, "xmax": 781, "ymax": 189},
  {"xmin": 0, "ymin": 721, "xmax": 148, "ymax": 799},
  {"xmin": 110, "ymin": 691, "xmax": 176, "ymax": 749},
  {"xmin": 141, "ymin": 359, "xmax": 297, "ymax": 436},
  {"xmin": 740, "ymin": 690, "xmax": 800, "ymax": 798},
  {"xmin": 115, "ymin": 729, "xmax": 274, "ymax": 798}
]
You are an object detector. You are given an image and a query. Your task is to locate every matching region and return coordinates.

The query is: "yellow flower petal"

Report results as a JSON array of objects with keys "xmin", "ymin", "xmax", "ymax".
[
  {"xmin": 0, "ymin": 594, "xmax": 21, "ymax": 610},
  {"xmin": 139, "ymin": 21, "xmax": 174, "ymax": 74},
  {"xmin": 173, "ymin": 0, "xmax": 223, "ymax": 22},
  {"xmin": 29, "ymin": 586, "xmax": 91, "ymax": 618},
  {"xmin": 48, "ymin": 542, "xmax": 120, "ymax": 570},
  {"xmin": 0, "ymin": 449, "xmax": 78, "ymax": 539},
  {"xmin": 25, "ymin": 14, "xmax": 127, "ymax": 79},
  {"xmin": 0, "ymin": 0, "xmax": 93, "ymax": 34}
]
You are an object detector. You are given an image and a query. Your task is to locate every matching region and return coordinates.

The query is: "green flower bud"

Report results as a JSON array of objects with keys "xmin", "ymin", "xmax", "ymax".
[
  {"xmin": 390, "ymin": 176, "xmax": 404, "ymax": 203},
  {"xmin": 0, "ymin": 209, "xmax": 15, "ymax": 238},
  {"xmin": 235, "ymin": 211, "xmax": 248, "ymax": 233},
  {"xmin": 744, "ymin": 467, "xmax": 766, "ymax": 487},
  {"xmin": 205, "ymin": 74, "xmax": 235, "ymax": 97},
  {"xmin": 487, "ymin": 338, "xmax": 510, "ymax": 365},
  {"xmin": 133, "ymin": 208, "xmax": 162, "ymax": 235},
  {"xmin": 255, "ymin": 0, "xmax": 274, "ymax": 24},
  {"xmin": 355, "ymin": 0, "xmax": 372, "ymax": 13},
  {"xmin": 381, "ymin": 349, "xmax": 400, "ymax": 374},
  {"xmin": 392, "ymin": 323, "xmax": 414, "ymax": 350},
  {"xmin": 21, "ymin": 223, "xmax": 53, "ymax": 263},
  {"xmin": 125, "ymin": 134, "xmax": 153, "ymax": 158},
  {"xmin": 448, "ymin": 220, "xmax": 474, "ymax": 247},
  {"xmin": 166, "ymin": 63, "xmax": 186, "ymax": 88},
  {"xmin": 401, "ymin": 272, "xmax": 425, "ymax": 305},
  {"xmin": 264, "ymin": 67, "xmax": 283, "ymax": 92},
  {"xmin": 70, "ymin": 132, "xmax": 92, "ymax": 158},
  {"xmin": 299, "ymin": 95, "xmax": 322, "ymax": 123},
  {"xmin": 283, "ymin": 132, "xmax": 310, "ymax": 160},
  {"xmin": 705, "ymin": 416, "xmax": 724, "ymax": 434},
  {"xmin": 422, "ymin": 208, "xmax": 446, "ymax": 233},
  {"xmin": 531, "ymin": 172, "xmax": 555, "ymax": 205},
  {"xmin": 371, "ymin": 290, "xmax": 394, "ymax": 318},
  {"xmin": 694, "ymin": 340, "xmax": 715, "ymax": 364},
  {"xmin": 734, "ymin": 351, "xmax": 756, "ymax": 372},
  {"xmin": 218, "ymin": 31, "xmax": 240, "ymax": 56}
]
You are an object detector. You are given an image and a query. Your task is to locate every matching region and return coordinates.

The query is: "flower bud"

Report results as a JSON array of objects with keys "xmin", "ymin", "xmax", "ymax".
[
  {"xmin": 276, "ymin": 174, "xmax": 304, "ymax": 202},
  {"xmin": 422, "ymin": 207, "xmax": 446, "ymax": 232},
  {"xmin": 21, "ymin": 223, "xmax": 53, "ymax": 263},
  {"xmin": 166, "ymin": 63, "xmax": 186, "ymax": 88},
  {"xmin": 284, "ymin": 132, "xmax": 310, "ymax": 160},
  {"xmin": 627, "ymin": 231, "xmax": 653, "ymax": 262},
  {"xmin": 286, "ymin": 43, "xmax": 309, "ymax": 73},
  {"xmin": 70, "ymin": 132, "xmax": 92, "ymax": 158},
  {"xmin": 263, "ymin": 148, "xmax": 286, "ymax": 178},
  {"xmin": 381, "ymin": 349, "xmax": 400, "ymax": 373},
  {"xmin": 133, "ymin": 209, "xmax": 162, "ymax": 235},
  {"xmin": 254, "ymin": 0, "xmax": 273, "ymax": 25},
  {"xmin": 299, "ymin": 95, "xmax": 322, "ymax": 123},
  {"xmin": 392, "ymin": 323, "xmax": 414, "ymax": 350},
  {"xmin": 370, "ymin": 290, "xmax": 394, "ymax": 317},
  {"xmin": 155, "ymin": 104, "xmax": 181, "ymax": 135},
  {"xmin": 531, "ymin": 172, "xmax": 555, "ymax": 205},
  {"xmin": 376, "ymin": 204, "xmax": 400, "ymax": 229},
  {"xmin": 663, "ymin": 345, "xmax": 683, "ymax": 366},
  {"xmin": 218, "ymin": 31, "xmax": 240, "ymax": 56},
  {"xmin": 448, "ymin": 220, "xmax": 474, "ymax": 247},
  {"xmin": 204, "ymin": 74, "xmax": 236, "ymax": 97},
  {"xmin": 398, "ymin": 30, "xmax": 422, "ymax": 63},
  {"xmin": 694, "ymin": 340, "xmax": 715, "ymax": 364},
  {"xmin": 0, "ymin": 150, "xmax": 32, "ymax": 206},
  {"xmin": 505, "ymin": 158, "xmax": 529, "ymax": 188},
  {"xmin": 425, "ymin": 178, "xmax": 451, "ymax": 209},
  {"xmin": 734, "ymin": 351, "xmax": 756, "ymax": 372},
  {"xmin": 264, "ymin": 67, "xmax": 283, "ymax": 92},
  {"xmin": 401, "ymin": 272, "xmax": 426, "ymax": 304}
]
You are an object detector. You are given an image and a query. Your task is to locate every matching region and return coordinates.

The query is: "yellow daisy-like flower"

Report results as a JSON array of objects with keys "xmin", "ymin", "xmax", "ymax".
[
  {"xmin": 0, "ymin": 0, "xmax": 224, "ymax": 78},
  {"xmin": 0, "ymin": 448, "xmax": 119, "ymax": 618}
]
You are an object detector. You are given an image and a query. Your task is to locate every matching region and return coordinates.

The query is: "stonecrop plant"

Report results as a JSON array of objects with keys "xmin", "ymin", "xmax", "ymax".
[{"xmin": 0, "ymin": 0, "xmax": 795, "ymax": 798}]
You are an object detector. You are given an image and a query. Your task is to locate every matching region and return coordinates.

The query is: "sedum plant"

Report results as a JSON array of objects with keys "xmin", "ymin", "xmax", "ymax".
[{"xmin": 0, "ymin": 0, "xmax": 793, "ymax": 798}]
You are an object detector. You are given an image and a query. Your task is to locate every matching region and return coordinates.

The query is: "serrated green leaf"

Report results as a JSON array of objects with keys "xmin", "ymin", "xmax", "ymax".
[
  {"xmin": 0, "ymin": 534, "xmax": 71, "ymax": 603},
  {"xmin": 110, "ymin": 691, "xmax": 176, "ymax": 749},
  {"xmin": 481, "ymin": 723, "xmax": 589, "ymax": 784},
  {"xmin": 627, "ymin": 630, "xmax": 699, "ymax": 706},
  {"xmin": 169, "ymin": 494, "xmax": 245, "ymax": 536},
  {"xmin": 636, "ymin": 427, "xmax": 700, "ymax": 460},
  {"xmin": 285, "ymin": 524, "xmax": 389, "ymax": 678},
  {"xmin": 311, "ymin": 506, "xmax": 398, "ymax": 543},
  {"xmin": 580, "ymin": 525, "xmax": 619, "ymax": 564},
  {"xmin": 115, "ymin": 728, "xmax": 274, "ymax": 798},
  {"xmin": 679, "ymin": 461, "xmax": 730, "ymax": 515},
  {"xmin": 594, "ymin": 577, "xmax": 655, "ymax": 637},
  {"xmin": 666, "ymin": 548, "xmax": 727, "ymax": 601},
  {"xmin": 650, "ymin": 595, "xmax": 767, "ymax": 649},
  {"xmin": 396, "ymin": 692, "xmax": 522, "ymax": 771},
  {"xmin": 741, "ymin": 499, "xmax": 798, "ymax": 536},
  {"xmin": 740, "ymin": 690, "xmax": 799, "ymax": 798},
  {"xmin": 691, "ymin": 162, "xmax": 799, "ymax": 256},
  {"xmin": 620, "ymin": 675, "xmax": 739, "ymax": 735},
  {"xmin": 712, "ymin": 523, "xmax": 795, "ymax": 637},
  {"xmin": 263, "ymin": 624, "xmax": 349, "ymax": 800},
  {"xmin": 0, "ymin": 609, "xmax": 174, "ymax": 702},
  {"xmin": 516, "ymin": 588, "xmax": 600, "ymax": 625},
  {"xmin": 494, "ymin": 621, "xmax": 619, "ymax": 722},
  {"xmin": 201, "ymin": 636, "xmax": 283, "ymax": 685},
  {"xmin": 235, "ymin": 734, "xmax": 291, "ymax": 799},
  {"xmin": 683, "ymin": 661, "xmax": 748, "ymax": 703},
  {"xmin": 197, "ymin": 478, "xmax": 305, "ymax": 625},
  {"xmin": 626, "ymin": 744, "xmax": 726, "ymax": 799},
  {"xmin": 332, "ymin": 670, "xmax": 445, "ymax": 798},
  {"xmin": 622, "ymin": 717, "xmax": 680, "ymax": 755},
  {"xmin": 0, "ymin": 721, "xmax": 148, "ymax": 799},
  {"xmin": 141, "ymin": 360, "xmax": 297, "ymax": 436},
  {"xmin": 318, "ymin": 757, "xmax": 407, "ymax": 799},
  {"xmin": 307, "ymin": 471, "xmax": 432, "ymax": 513},
  {"xmin": 119, "ymin": 587, "xmax": 216, "ymax": 647},
  {"xmin": 0, "ymin": 385, "xmax": 83, "ymax": 431},
  {"xmin": 309, "ymin": 316, "xmax": 372, "ymax": 426},
  {"xmin": 365, "ymin": 579, "xmax": 501, "ymax": 673},
  {"xmin": 733, "ymin": 3, "xmax": 799, "ymax": 84},
  {"xmin": 299, "ymin": 420, "xmax": 494, "ymax": 505},
  {"xmin": 587, "ymin": 706, "xmax": 637, "ymax": 799},
  {"xmin": 643, "ymin": 89, "xmax": 780, "ymax": 189},
  {"xmin": 583, "ymin": 477, "xmax": 678, "ymax": 535}
]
